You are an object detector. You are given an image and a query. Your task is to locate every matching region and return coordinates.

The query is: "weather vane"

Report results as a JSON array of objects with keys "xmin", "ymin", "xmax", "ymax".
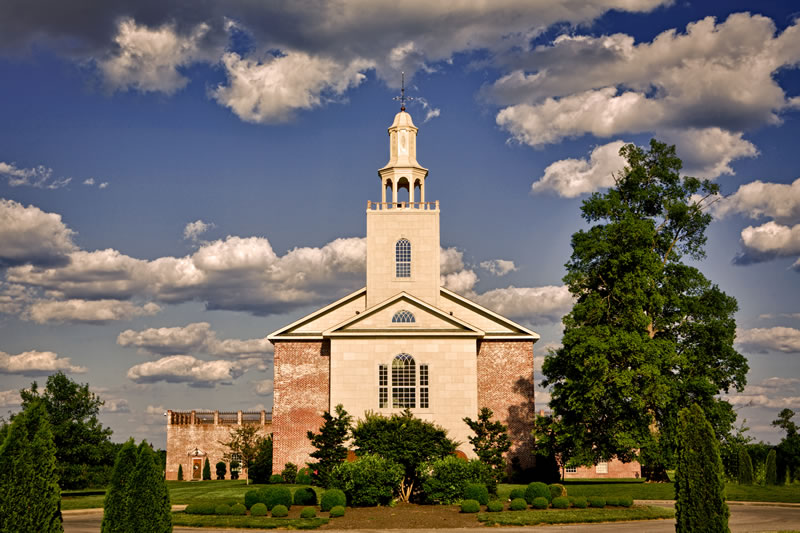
[{"xmin": 393, "ymin": 71, "xmax": 415, "ymax": 111}]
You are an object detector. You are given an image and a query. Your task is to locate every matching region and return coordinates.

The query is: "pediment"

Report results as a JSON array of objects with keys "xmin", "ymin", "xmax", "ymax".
[
  {"xmin": 438, "ymin": 287, "xmax": 540, "ymax": 340},
  {"xmin": 268, "ymin": 288, "xmax": 366, "ymax": 340}
]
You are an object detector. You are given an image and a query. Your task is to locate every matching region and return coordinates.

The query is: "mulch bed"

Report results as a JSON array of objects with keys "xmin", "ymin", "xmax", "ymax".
[{"xmin": 319, "ymin": 502, "xmax": 482, "ymax": 529}]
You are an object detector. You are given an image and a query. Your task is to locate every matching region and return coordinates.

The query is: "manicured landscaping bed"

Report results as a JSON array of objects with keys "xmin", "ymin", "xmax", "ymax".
[
  {"xmin": 477, "ymin": 505, "xmax": 675, "ymax": 526},
  {"xmin": 172, "ymin": 513, "xmax": 327, "ymax": 529}
]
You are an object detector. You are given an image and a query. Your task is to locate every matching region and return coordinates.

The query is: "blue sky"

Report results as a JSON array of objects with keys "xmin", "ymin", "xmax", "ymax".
[{"xmin": 1, "ymin": 1, "xmax": 800, "ymax": 447}]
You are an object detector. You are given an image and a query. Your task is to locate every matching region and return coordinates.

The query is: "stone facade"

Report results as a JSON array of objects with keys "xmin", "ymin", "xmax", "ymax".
[
  {"xmin": 165, "ymin": 410, "xmax": 271, "ymax": 481},
  {"xmin": 564, "ymin": 458, "xmax": 642, "ymax": 479}
]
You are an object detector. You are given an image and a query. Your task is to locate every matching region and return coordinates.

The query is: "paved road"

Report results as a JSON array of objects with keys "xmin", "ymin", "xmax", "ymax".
[{"xmin": 63, "ymin": 503, "xmax": 800, "ymax": 533}]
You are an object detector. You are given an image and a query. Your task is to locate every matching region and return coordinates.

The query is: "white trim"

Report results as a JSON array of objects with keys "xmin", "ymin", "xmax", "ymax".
[
  {"xmin": 439, "ymin": 287, "xmax": 540, "ymax": 340},
  {"xmin": 267, "ymin": 287, "xmax": 366, "ymax": 340}
]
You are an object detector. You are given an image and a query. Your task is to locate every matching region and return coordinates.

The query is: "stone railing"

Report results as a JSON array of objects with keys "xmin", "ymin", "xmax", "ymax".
[
  {"xmin": 168, "ymin": 409, "xmax": 272, "ymax": 426},
  {"xmin": 367, "ymin": 200, "xmax": 438, "ymax": 211}
]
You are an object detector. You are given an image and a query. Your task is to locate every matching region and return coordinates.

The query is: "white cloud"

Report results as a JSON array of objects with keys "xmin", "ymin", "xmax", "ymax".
[
  {"xmin": 183, "ymin": 220, "xmax": 215, "ymax": 242},
  {"xmin": 117, "ymin": 322, "xmax": 273, "ymax": 358},
  {"xmin": 736, "ymin": 327, "xmax": 800, "ymax": 354},
  {"xmin": 0, "ymin": 198, "xmax": 76, "ymax": 267},
  {"xmin": 254, "ymin": 379, "xmax": 274, "ymax": 396},
  {"xmin": 715, "ymin": 177, "xmax": 800, "ymax": 223},
  {"xmin": 0, "ymin": 282, "xmax": 34, "ymax": 315},
  {"xmin": 83, "ymin": 178, "xmax": 95, "ymax": 186},
  {"xmin": 479, "ymin": 259, "xmax": 518, "ymax": 276},
  {"xmin": 0, "ymin": 161, "xmax": 72, "ymax": 189},
  {"xmin": 0, "ymin": 349, "xmax": 86, "ymax": 375},
  {"xmin": 533, "ymin": 141, "xmax": 626, "ymax": 197},
  {"xmin": 126, "ymin": 355, "xmax": 247, "ymax": 387},
  {"xmin": 102, "ymin": 398, "xmax": 131, "ymax": 413},
  {"xmin": 24, "ymin": 299, "xmax": 160, "ymax": 324},
  {"xmin": 212, "ymin": 51, "xmax": 373, "ymax": 123},
  {"xmin": 662, "ymin": 128, "xmax": 758, "ymax": 178},
  {"xmin": 145, "ymin": 405, "xmax": 165, "ymax": 415},
  {"xmin": 441, "ymin": 269, "xmax": 479, "ymax": 294},
  {"xmin": 724, "ymin": 376, "xmax": 800, "ymax": 409},
  {"xmin": 98, "ymin": 182, "xmax": 109, "ymax": 189},
  {"xmin": 0, "ymin": 389, "xmax": 21, "ymax": 408},
  {"xmin": 735, "ymin": 221, "xmax": 800, "ymax": 264},
  {"xmin": 472, "ymin": 285, "xmax": 572, "ymax": 323},
  {"xmin": 440, "ymin": 247, "xmax": 465, "ymax": 275}
]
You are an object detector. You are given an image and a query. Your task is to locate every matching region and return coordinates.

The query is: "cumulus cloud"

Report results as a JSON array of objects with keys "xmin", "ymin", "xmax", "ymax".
[
  {"xmin": 24, "ymin": 299, "xmax": 160, "ymax": 324},
  {"xmin": 0, "ymin": 389, "xmax": 21, "ymax": 408},
  {"xmin": 126, "ymin": 355, "xmax": 247, "ymax": 387},
  {"xmin": 183, "ymin": 220, "xmax": 215, "ymax": 242},
  {"xmin": 724, "ymin": 376, "xmax": 800, "ymax": 409},
  {"xmin": 441, "ymin": 269, "xmax": 479, "ymax": 294},
  {"xmin": 472, "ymin": 285, "xmax": 572, "ymax": 323},
  {"xmin": 734, "ymin": 221, "xmax": 800, "ymax": 265},
  {"xmin": 0, "ymin": 350, "xmax": 86, "ymax": 375},
  {"xmin": 479, "ymin": 259, "xmax": 518, "ymax": 276},
  {"xmin": 533, "ymin": 141, "xmax": 626, "ymax": 197},
  {"xmin": 716, "ymin": 178, "xmax": 800, "ymax": 223},
  {"xmin": 117, "ymin": 322, "xmax": 273, "ymax": 358},
  {"xmin": 102, "ymin": 398, "xmax": 131, "ymax": 413},
  {"xmin": 736, "ymin": 326, "xmax": 800, "ymax": 354},
  {"xmin": 0, "ymin": 198, "xmax": 76, "ymax": 267},
  {"xmin": 145, "ymin": 405, "xmax": 165, "ymax": 415},
  {"xmin": 254, "ymin": 379, "xmax": 274, "ymax": 396}
]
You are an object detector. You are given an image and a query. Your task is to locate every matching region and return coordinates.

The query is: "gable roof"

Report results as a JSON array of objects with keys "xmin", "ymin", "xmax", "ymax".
[
  {"xmin": 439, "ymin": 287, "xmax": 540, "ymax": 341},
  {"xmin": 267, "ymin": 287, "xmax": 366, "ymax": 341}
]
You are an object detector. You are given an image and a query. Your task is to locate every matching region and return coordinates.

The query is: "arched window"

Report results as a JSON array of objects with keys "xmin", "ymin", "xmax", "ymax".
[
  {"xmin": 378, "ymin": 354, "xmax": 429, "ymax": 409},
  {"xmin": 395, "ymin": 239, "xmax": 411, "ymax": 278},
  {"xmin": 391, "ymin": 310, "xmax": 415, "ymax": 323}
]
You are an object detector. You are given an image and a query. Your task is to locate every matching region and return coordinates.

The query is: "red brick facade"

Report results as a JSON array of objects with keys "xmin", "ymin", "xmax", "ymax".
[
  {"xmin": 477, "ymin": 340, "xmax": 536, "ymax": 469},
  {"xmin": 563, "ymin": 458, "xmax": 642, "ymax": 479},
  {"xmin": 272, "ymin": 340, "xmax": 330, "ymax": 474}
]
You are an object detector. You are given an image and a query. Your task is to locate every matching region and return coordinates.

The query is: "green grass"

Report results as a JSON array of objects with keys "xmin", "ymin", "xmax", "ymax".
[
  {"xmin": 62, "ymin": 494, "xmax": 107, "ymax": 510},
  {"xmin": 478, "ymin": 505, "xmax": 675, "ymax": 526},
  {"xmin": 171, "ymin": 512, "xmax": 328, "ymax": 529},
  {"xmin": 726, "ymin": 484, "xmax": 800, "ymax": 503}
]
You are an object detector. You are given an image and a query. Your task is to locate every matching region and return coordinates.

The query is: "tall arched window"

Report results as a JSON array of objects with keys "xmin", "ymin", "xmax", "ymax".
[
  {"xmin": 395, "ymin": 238, "xmax": 411, "ymax": 278},
  {"xmin": 378, "ymin": 354, "xmax": 429, "ymax": 409}
]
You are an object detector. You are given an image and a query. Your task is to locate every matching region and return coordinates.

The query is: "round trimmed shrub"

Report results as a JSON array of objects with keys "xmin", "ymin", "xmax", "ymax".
[
  {"xmin": 464, "ymin": 483, "xmax": 489, "ymax": 505},
  {"xmin": 185, "ymin": 503, "xmax": 215, "ymax": 515},
  {"xmin": 531, "ymin": 497, "xmax": 549, "ymax": 510},
  {"xmin": 510, "ymin": 497, "xmax": 528, "ymax": 511},
  {"xmin": 329, "ymin": 505, "xmax": 345, "ymax": 518},
  {"xmin": 551, "ymin": 496, "xmax": 570, "ymax": 509},
  {"xmin": 321, "ymin": 488, "xmax": 347, "ymax": 511},
  {"xmin": 230, "ymin": 503, "xmax": 246, "ymax": 516},
  {"xmin": 461, "ymin": 499, "xmax": 480, "ymax": 513},
  {"xmin": 525, "ymin": 482, "xmax": 550, "ymax": 503},
  {"xmin": 605, "ymin": 497, "xmax": 620, "ymax": 506},
  {"xmin": 588, "ymin": 497, "xmax": 606, "ymax": 508},
  {"xmin": 487, "ymin": 500, "xmax": 504, "ymax": 512},
  {"xmin": 508, "ymin": 488, "xmax": 525, "ymax": 501},
  {"xmin": 300, "ymin": 507, "xmax": 317, "ymax": 518},
  {"xmin": 244, "ymin": 489, "xmax": 262, "ymax": 509},
  {"xmin": 293, "ymin": 487, "xmax": 317, "ymax": 506},
  {"xmin": 548, "ymin": 483, "xmax": 567, "ymax": 500},
  {"xmin": 269, "ymin": 474, "xmax": 284, "ymax": 484},
  {"xmin": 250, "ymin": 503, "xmax": 268, "ymax": 516},
  {"xmin": 265, "ymin": 486, "xmax": 292, "ymax": 510},
  {"xmin": 572, "ymin": 496, "xmax": 588, "ymax": 509},
  {"xmin": 215, "ymin": 504, "xmax": 232, "ymax": 515},
  {"xmin": 271, "ymin": 504, "xmax": 289, "ymax": 518},
  {"xmin": 329, "ymin": 454, "xmax": 403, "ymax": 507},
  {"xmin": 619, "ymin": 496, "xmax": 633, "ymax": 508}
]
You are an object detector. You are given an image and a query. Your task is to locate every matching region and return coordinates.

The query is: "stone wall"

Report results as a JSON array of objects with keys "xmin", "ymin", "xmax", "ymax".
[{"xmin": 564, "ymin": 458, "xmax": 642, "ymax": 479}]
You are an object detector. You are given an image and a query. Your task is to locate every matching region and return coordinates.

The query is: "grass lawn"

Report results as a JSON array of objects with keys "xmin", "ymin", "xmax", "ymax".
[
  {"xmin": 478, "ymin": 505, "xmax": 675, "ymax": 526},
  {"xmin": 171, "ymin": 512, "xmax": 327, "ymax": 529}
]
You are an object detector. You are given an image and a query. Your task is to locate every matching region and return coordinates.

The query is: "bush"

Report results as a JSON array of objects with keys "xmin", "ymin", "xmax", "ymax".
[
  {"xmin": 766, "ymin": 449, "xmax": 778, "ymax": 485},
  {"xmin": 185, "ymin": 503, "xmax": 215, "ymax": 515},
  {"xmin": 300, "ymin": 507, "xmax": 317, "ymax": 518},
  {"xmin": 738, "ymin": 448, "xmax": 754, "ymax": 485},
  {"xmin": 216, "ymin": 461, "xmax": 227, "ymax": 480},
  {"xmin": 572, "ymin": 496, "xmax": 588, "ymax": 509},
  {"xmin": 330, "ymin": 454, "xmax": 403, "ymax": 506},
  {"xmin": 461, "ymin": 499, "xmax": 480, "ymax": 513},
  {"xmin": 271, "ymin": 504, "xmax": 288, "ymax": 518},
  {"xmin": 123, "ymin": 442, "xmax": 172, "ymax": 532},
  {"xmin": 508, "ymin": 488, "xmax": 525, "ymax": 501},
  {"xmin": 510, "ymin": 497, "xmax": 529, "ymax": 510},
  {"xmin": 293, "ymin": 487, "xmax": 318, "ymax": 506},
  {"xmin": 269, "ymin": 474, "xmax": 284, "ymax": 484},
  {"xmin": 248, "ymin": 436, "xmax": 273, "ymax": 484},
  {"xmin": 551, "ymin": 496, "xmax": 570, "ymax": 509},
  {"xmin": 486, "ymin": 500, "xmax": 504, "ymax": 512},
  {"xmin": 524, "ymin": 482, "xmax": 549, "ymax": 503},
  {"xmin": 588, "ymin": 497, "xmax": 606, "ymax": 508},
  {"xmin": 464, "ymin": 483, "xmax": 489, "ymax": 505},
  {"xmin": 420, "ymin": 456, "xmax": 493, "ymax": 504},
  {"xmin": 531, "ymin": 497, "xmax": 549, "ymax": 510},
  {"xmin": 619, "ymin": 496, "xmax": 633, "ymax": 507},
  {"xmin": 202, "ymin": 457, "xmax": 211, "ymax": 481},
  {"xmin": 215, "ymin": 504, "xmax": 231, "ymax": 515},
  {"xmin": 548, "ymin": 483, "xmax": 567, "ymax": 500},
  {"xmin": 281, "ymin": 462, "xmax": 298, "ymax": 484},
  {"xmin": 244, "ymin": 489, "xmax": 262, "ymax": 510},
  {"xmin": 264, "ymin": 486, "xmax": 292, "ymax": 510},
  {"xmin": 230, "ymin": 503, "xmax": 246, "ymax": 516},
  {"xmin": 250, "ymin": 503, "xmax": 268, "ymax": 516},
  {"xmin": 329, "ymin": 505, "xmax": 346, "ymax": 518},
  {"xmin": 101, "ymin": 438, "xmax": 137, "ymax": 533},
  {"xmin": 177, "ymin": 464, "xmax": 183, "ymax": 481},
  {"xmin": 321, "ymin": 488, "xmax": 347, "ymax": 511},
  {"xmin": 296, "ymin": 467, "xmax": 314, "ymax": 485},
  {"xmin": 605, "ymin": 497, "xmax": 620, "ymax": 506},
  {"xmin": 230, "ymin": 461, "xmax": 239, "ymax": 480}
]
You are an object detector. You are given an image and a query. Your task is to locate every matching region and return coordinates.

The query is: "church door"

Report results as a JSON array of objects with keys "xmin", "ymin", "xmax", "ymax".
[{"xmin": 192, "ymin": 458, "xmax": 202, "ymax": 480}]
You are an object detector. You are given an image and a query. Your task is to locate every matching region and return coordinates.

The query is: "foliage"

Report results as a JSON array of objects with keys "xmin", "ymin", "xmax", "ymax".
[
  {"xmin": 463, "ymin": 407, "xmax": 512, "ymax": 485},
  {"xmin": 531, "ymin": 497, "xmax": 548, "ymax": 509},
  {"xmin": 250, "ymin": 503, "xmax": 268, "ymax": 516},
  {"xmin": 307, "ymin": 404, "xmax": 352, "ymax": 488},
  {"xmin": 509, "ymin": 488, "xmax": 525, "ymax": 500},
  {"xmin": 263, "ymin": 486, "xmax": 292, "ymax": 510},
  {"xmin": 542, "ymin": 141, "xmax": 748, "ymax": 480},
  {"xmin": 619, "ymin": 496, "xmax": 633, "ymax": 507},
  {"xmin": 269, "ymin": 474, "xmax": 284, "ymax": 484},
  {"xmin": 231, "ymin": 503, "xmax": 246, "ymax": 515},
  {"xmin": 177, "ymin": 464, "xmax": 183, "ymax": 481},
  {"xmin": 477, "ymin": 506, "xmax": 675, "ymax": 526},
  {"xmin": 20, "ymin": 371, "xmax": 115, "ymax": 489},
  {"xmin": 551, "ymin": 496, "xmax": 570, "ymax": 509},
  {"xmin": 245, "ymin": 489, "xmax": 262, "ymax": 509},
  {"xmin": 511, "ymin": 497, "xmax": 529, "ymax": 510},
  {"xmin": 487, "ymin": 500, "xmax": 504, "ymax": 512},
  {"xmin": 773, "ymin": 409, "xmax": 800, "ymax": 484},
  {"xmin": 171, "ymin": 513, "xmax": 328, "ymax": 529},
  {"xmin": 300, "ymin": 506, "xmax": 317, "ymax": 518},
  {"xmin": 588, "ymin": 497, "xmax": 606, "ymax": 508},
  {"xmin": 221, "ymin": 425, "xmax": 264, "ymax": 485},
  {"xmin": 248, "ymin": 435, "xmax": 273, "ymax": 484},
  {"xmin": 123, "ymin": 441, "xmax": 172, "ymax": 532},
  {"xmin": 719, "ymin": 418, "xmax": 752, "ymax": 481},
  {"xmin": 419, "ymin": 456, "xmax": 493, "ymax": 504},
  {"xmin": 0, "ymin": 398, "xmax": 62, "ymax": 533},
  {"xmin": 461, "ymin": 499, "xmax": 480, "ymax": 513},
  {"xmin": 271, "ymin": 504, "xmax": 288, "ymax": 517},
  {"xmin": 352, "ymin": 409, "xmax": 457, "ymax": 501},
  {"xmin": 524, "ymin": 482, "xmax": 549, "ymax": 503},
  {"xmin": 606, "ymin": 497, "xmax": 620, "ymax": 506},
  {"xmin": 330, "ymin": 453, "xmax": 404, "ymax": 506},
  {"xmin": 738, "ymin": 448, "xmax": 754, "ymax": 485},
  {"xmin": 184, "ymin": 503, "xmax": 214, "ymax": 515},
  {"xmin": 464, "ymin": 483, "xmax": 489, "ymax": 505},
  {"xmin": 281, "ymin": 462, "xmax": 298, "ymax": 484},
  {"xmin": 216, "ymin": 461, "xmax": 227, "ymax": 480},
  {"xmin": 675, "ymin": 404, "xmax": 729, "ymax": 533},
  {"xmin": 548, "ymin": 483, "xmax": 567, "ymax": 500},
  {"xmin": 295, "ymin": 467, "xmax": 313, "ymax": 485},
  {"xmin": 202, "ymin": 458, "xmax": 211, "ymax": 481},
  {"xmin": 293, "ymin": 487, "xmax": 318, "ymax": 506},
  {"xmin": 329, "ymin": 505, "xmax": 346, "ymax": 518},
  {"xmin": 101, "ymin": 438, "xmax": 137, "ymax": 533},
  {"xmin": 766, "ymin": 449, "xmax": 778, "ymax": 485},
  {"xmin": 215, "ymin": 503, "xmax": 232, "ymax": 515},
  {"xmin": 320, "ymin": 488, "xmax": 347, "ymax": 511},
  {"xmin": 230, "ymin": 461, "xmax": 240, "ymax": 480},
  {"xmin": 572, "ymin": 496, "xmax": 588, "ymax": 508}
]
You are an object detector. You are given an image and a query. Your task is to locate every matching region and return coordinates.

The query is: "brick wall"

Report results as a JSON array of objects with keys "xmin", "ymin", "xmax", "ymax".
[
  {"xmin": 272, "ymin": 340, "xmax": 330, "ymax": 474},
  {"xmin": 476, "ymin": 339, "xmax": 536, "ymax": 469},
  {"xmin": 564, "ymin": 458, "xmax": 642, "ymax": 479}
]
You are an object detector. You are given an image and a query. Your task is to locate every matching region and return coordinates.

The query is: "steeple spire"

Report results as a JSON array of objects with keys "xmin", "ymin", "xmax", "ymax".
[{"xmin": 392, "ymin": 72, "xmax": 414, "ymax": 112}]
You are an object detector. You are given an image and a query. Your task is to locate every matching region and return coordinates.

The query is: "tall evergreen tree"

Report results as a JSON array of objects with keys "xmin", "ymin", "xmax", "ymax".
[
  {"xmin": 177, "ymin": 464, "xmax": 183, "ymax": 481},
  {"xmin": 675, "ymin": 404, "xmax": 729, "ymax": 533},
  {"xmin": 248, "ymin": 435, "xmax": 273, "ymax": 484},
  {"xmin": 124, "ymin": 442, "xmax": 172, "ymax": 533},
  {"xmin": 463, "ymin": 407, "xmax": 512, "ymax": 485},
  {"xmin": 202, "ymin": 457, "xmax": 211, "ymax": 481},
  {"xmin": 765, "ymin": 449, "xmax": 778, "ymax": 486},
  {"xmin": 102, "ymin": 439, "xmax": 137, "ymax": 533},
  {"xmin": 738, "ymin": 448, "xmax": 754, "ymax": 485},
  {"xmin": 307, "ymin": 404, "xmax": 352, "ymax": 488},
  {"xmin": 542, "ymin": 140, "xmax": 748, "ymax": 480}
]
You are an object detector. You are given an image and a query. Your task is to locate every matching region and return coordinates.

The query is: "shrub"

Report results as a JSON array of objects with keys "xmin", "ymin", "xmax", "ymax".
[
  {"xmin": 524, "ymin": 482, "xmax": 549, "ymax": 503},
  {"xmin": 177, "ymin": 464, "xmax": 183, "ymax": 481},
  {"xmin": 420, "ymin": 456, "xmax": 493, "ymax": 504},
  {"xmin": 300, "ymin": 507, "xmax": 317, "ymax": 518},
  {"xmin": 250, "ymin": 503, "xmax": 268, "ymax": 517},
  {"xmin": 487, "ymin": 500, "xmax": 504, "ymax": 512},
  {"xmin": 123, "ymin": 442, "xmax": 172, "ymax": 532},
  {"xmin": 330, "ymin": 454, "xmax": 403, "ymax": 506},
  {"xmin": 605, "ymin": 497, "xmax": 620, "ymax": 506},
  {"xmin": 244, "ymin": 489, "xmax": 262, "ymax": 509},
  {"xmin": 510, "ymin": 497, "xmax": 529, "ymax": 510},
  {"xmin": 508, "ymin": 488, "xmax": 525, "ymax": 501},
  {"xmin": 464, "ymin": 483, "xmax": 489, "ymax": 505},
  {"xmin": 463, "ymin": 407, "xmax": 512, "ymax": 486},
  {"xmin": 738, "ymin": 448, "xmax": 754, "ymax": 485},
  {"xmin": 572, "ymin": 496, "xmax": 588, "ymax": 509},
  {"xmin": 588, "ymin": 497, "xmax": 606, "ymax": 508},
  {"xmin": 551, "ymin": 496, "xmax": 570, "ymax": 509},
  {"xmin": 271, "ymin": 504, "xmax": 288, "ymax": 518},
  {"xmin": 281, "ymin": 462, "xmax": 298, "ymax": 484},
  {"xmin": 248, "ymin": 435, "xmax": 273, "ymax": 484},
  {"xmin": 230, "ymin": 461, "xmax": 240, "ymax": 480},
  {"xmin": 215, "ymin": 504, "xmax": 231, "ymax": 515},
  {"xmin": 231, "ymin": 503, "xmax": 246, "ymax": 516},
  {"xmin": 766, "ymin": 449, "xmax": 778, "ymax": 485},
  {"xmin": 531, "ymin": 497, "xmax": 549, "ymax": 510},
  {"xmin": 329, "ymin": 505, "xmax": 346, "ymax": 518},
  {"xmin": 461, "ymin": 499, "xmax": 480, "ymax": 513},
  {"xmin": 102, "ymin": 438, "xmax": 137, "ymax": 533},
  {"xmin": 619, "ymin": 496, "xmax": 633, "ymax": 507},
  {"xmin": 321, "ymin": 488, "xmax": 347, "ymax": 511},
  {"xmin": 216, "ymin": 461, "xmax": 227, "ymax": 480},
  {"xmin": 264, "ymin": 486, "xmax": 292, "ymax": 510},
  {"xmin": 184, "ymin": 503, "xmax": 215, "ymax": 515},
  {"xmin": 296, "ymin": 467, "xmax": 314, "ymax": 485},
  {"xmin": 307, "ymin": 405, "xmax": 353, "ymax": 488},
  {"xmin": 548, "ymin": 483, "xmax": 567, "ymax": 500},
  {"xmin": 269, "ymin": 474, "xmax": 284, "ymax": 484},
  {"xmin": 293, "ymin": 487, "xmax": 318, "ymax": 506},
  {"xmin": 202, "ymin": 457, "xmax": 211, "ymax": 480}
]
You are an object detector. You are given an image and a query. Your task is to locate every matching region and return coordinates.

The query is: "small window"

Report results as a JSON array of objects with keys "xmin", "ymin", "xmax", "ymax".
[
  {"xmin": 392, "ymin": 310, "xmax": 415, "ymax": 323},
  {"xmin": 596, "ymin": 461, "xmax": 608, "ymax": 474},
  {"xmin": 378, "ymin": 364, "xmax": 388, "ymax": 408},
  {"xmin": 565, "ymin": 465, "xmax": 577, "ymax": 473},
  {"xmin": 420, "ymin": 364, "xmax": 429, "ymax": 409},
  {"xmin": 395, "ymin": 239, "xmax": 411, "ymax": 278}
]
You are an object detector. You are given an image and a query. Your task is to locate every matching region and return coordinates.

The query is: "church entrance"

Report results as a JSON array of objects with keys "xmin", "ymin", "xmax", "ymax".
[{"xmin": 192, "ymin": 458, "xmax": 202, "ymax": 480}]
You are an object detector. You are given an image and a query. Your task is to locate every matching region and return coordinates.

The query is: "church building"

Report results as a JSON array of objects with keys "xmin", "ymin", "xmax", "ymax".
[{"xmin": 267, "ymin": 107, "xmax": 540, "ymax": 473}]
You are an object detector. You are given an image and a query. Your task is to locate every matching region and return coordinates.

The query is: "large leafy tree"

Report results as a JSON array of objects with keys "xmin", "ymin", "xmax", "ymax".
[
  {"xmin": 20, "ymin": 371, "xmax": 114, "ymax": 489},
  {"xmin": 220, "ymin": 424, "xmax": 264, "ymax": 485},
  {"xmin": 772, "ymin": 409, "xmax": 800, "ymax": 483},
  {"xmin": 542, "ymin": 140, "xmax": 748, "ymax": 480}
]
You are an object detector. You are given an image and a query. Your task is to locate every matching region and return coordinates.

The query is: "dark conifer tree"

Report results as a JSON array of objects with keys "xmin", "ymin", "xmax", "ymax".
[
  {"xmin": 202, "ymin": 457, "xmax": 211, "ymax": 480},
  {"xmin": 124, "ymin": 441, "xmax": 172, "ymax": 532},
  {"xmin": 307, "ymin": 404, "xmax": 352, "ymax": 487},
  {"xmin": 738, "ymin": 448, "xmax": 754, "ymax": 485},
  {"xmin": 765, "ymin": 449, "xmax": 778, "ymax": 485},
  {"xmin": 102, "ymin": 438, "xmax": 137, "ymax": 533}
]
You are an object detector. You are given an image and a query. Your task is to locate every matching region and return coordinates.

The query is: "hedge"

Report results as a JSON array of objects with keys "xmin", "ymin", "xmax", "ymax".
[
  {"xmin": 329, "ymin": 505, "xmax": 345, "ymax": 518},
  {"xmin": 531, "ymin": 497, "xmax": 549, "ymax": 510},
  {"xmin": 464, "ymin": 483, "xmax": 489, "ymax": 505},
  {"xmin": 525, "ymin": 482, "xmax": 549, "ymax": 503},
  {"xmin": 510, "ymin": 497, "xmax": 528, "ymax": 511},
  {"xmin": 461, "ymin": 499, "xmax": 480, "ymax": 513},
  {"xmin": 321, "ymin": 489, "xmax": 347, "ymax": 511}
]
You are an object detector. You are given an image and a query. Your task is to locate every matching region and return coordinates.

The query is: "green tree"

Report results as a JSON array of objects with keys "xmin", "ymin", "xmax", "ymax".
[
  {"xmin": 177, "ymin": 464, "xmax": 183, "ymax": 481},
  {"xmin": 248, "ymin": 434, "xmax": 273, "ymax": 484},
  {"xmin": 463, "ymin": 407, "xmax": 511, "ymax": 485},
  {"xmin": 542, "ymin": 140, "xmax": 748, "ymax": 480},
  {"xmin": 101, "ymin": 438, "xmax": 137, "ymax": 533},
  {"xmin": 772, "ymin": 409, "xmax": 800, "ymax": 483},
  {"xmin": 765, "ymin": 449, "xmax": 778, "ymax": 486},
  {"xmin": 738, "ymin": 448, "xmax": 754, "ymax": 485},
  {"xmin": 307, "ymin": 404, "xmax": 352, "ymax": 487},
  {"xmin": 351, "ymin": 409, "xmax": 457, "ymax": 501},
  {"xmin": 675, "ymin": 404, "xmax": 729, "ymax": 533},
  {"xmin": 216, "ymin": 461, "xmax": 227, "ymax": 480},
  {"xmin": 220, "ymin": 424, "xmax": 264, "ymax": 485},
  {"xmin": 202, "ymin": 457, "xmax": 211, "ymax": 481},
  {"xmin": 20, "ymin": 371, "xmax": 114, "ymax": 489},
  {"xmin": 124, "ymin": 442, "xmax": 171, "ymax": 532}
]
